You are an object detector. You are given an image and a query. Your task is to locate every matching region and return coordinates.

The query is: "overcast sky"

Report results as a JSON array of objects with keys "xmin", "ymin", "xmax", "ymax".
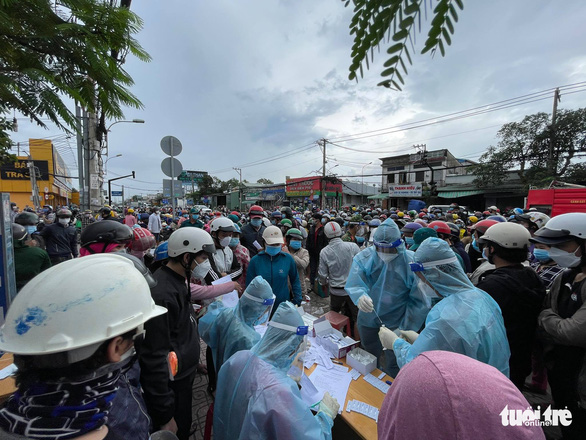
[{"xmin": 14, "ymin": 0, "xmax": 586, "ymax": 197}]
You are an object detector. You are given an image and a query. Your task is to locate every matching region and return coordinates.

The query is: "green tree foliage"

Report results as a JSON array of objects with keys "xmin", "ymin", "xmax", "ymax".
[
  {"xmin": 256, "ymin": 178, "xmax": 274, "ymax": 184},
  {"xmin": 471, "ymin": 108, "xmax": 586, "ymax": 188},
  {"xmin": 343, "ymin": 0, "xmax": 464, "ymax": 89},
  {"xmin": 0, "ymin": 0, "xmax": 150, "ymax": 159}
]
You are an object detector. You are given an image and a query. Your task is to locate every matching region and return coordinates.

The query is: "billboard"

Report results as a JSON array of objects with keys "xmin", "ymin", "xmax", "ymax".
[
  {"xmin": 388, "ymin": 184, "xmax": 422, "ymax": 197},
  {"xmin": 286, "ymin": 177, "xmax": 342, "ymax": 197}
]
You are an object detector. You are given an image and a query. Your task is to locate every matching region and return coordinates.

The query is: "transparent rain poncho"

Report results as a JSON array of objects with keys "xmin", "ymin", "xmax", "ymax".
[
  {"xmin": 199, "ymin": 275, "xmax": 275, "ymax": 373},
  {"xmin": 346, "ymin": 218, "xmax": 429, "ymax": 330},
  {"xmin": 213, "ymin": 302, "xmax": 334, "ymax": 440},
  {"xmin": 393, "ymin": 237, "xmax": 511, "ymax": 376}
]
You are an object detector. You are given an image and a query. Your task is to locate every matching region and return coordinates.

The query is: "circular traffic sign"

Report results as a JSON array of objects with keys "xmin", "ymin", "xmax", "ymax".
[
  {"xmin": 161, "ymin": 157, "xmax": 183, "ymax": 178},
  {"xmin": 160, "ymin": 136, "xmax": 183, "ymax": 156}
]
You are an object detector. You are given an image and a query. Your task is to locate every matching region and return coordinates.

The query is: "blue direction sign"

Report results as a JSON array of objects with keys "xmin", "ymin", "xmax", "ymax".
[{"xmin": 111, "ymin": 191, "xmax": 123, "ymax": 196}]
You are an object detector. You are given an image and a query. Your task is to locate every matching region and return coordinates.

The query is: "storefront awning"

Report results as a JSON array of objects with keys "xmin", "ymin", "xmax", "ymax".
[
  {"xmin": 367, "ymin": 194, "xmax": 388, "ymax": 200},
  {"xmin": 437, "ymin": 189, "xmax": 485, "ymax": 198}
]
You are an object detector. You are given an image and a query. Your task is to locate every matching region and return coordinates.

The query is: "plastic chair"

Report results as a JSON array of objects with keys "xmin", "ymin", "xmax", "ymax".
[{"xmin": 322, "ymin": 311, "xmax": 351, "ymax": 336}]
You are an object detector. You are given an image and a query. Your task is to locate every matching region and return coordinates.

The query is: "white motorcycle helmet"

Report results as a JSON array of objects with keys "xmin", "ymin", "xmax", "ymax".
[
  {"xmin": 167, "ymin": 227, "xmax": 216, "ymax": 257},
  {"xmin": 324, "ymin": 221, "xmax": 343, "ymax": 239},
  {"xmin": 0, "ymin": 254, "xmax": 167, "ymax": 366}
]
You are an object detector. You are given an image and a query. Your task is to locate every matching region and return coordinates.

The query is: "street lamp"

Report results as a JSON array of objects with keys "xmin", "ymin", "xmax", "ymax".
[
  {"xmin": 104, "ymin": 119, "xmax": 145, "ymax": 156},
  {"xmin": 104, "ymin": 154, "xmax": 122, "ymax": 176},
  {"xmin": 362, "ymin": 161, "xmax": 373, "ymax": 205}
]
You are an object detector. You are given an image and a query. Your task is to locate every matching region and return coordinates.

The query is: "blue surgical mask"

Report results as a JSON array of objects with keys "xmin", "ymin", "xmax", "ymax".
[
  {"xmin": 229, "ymin": 237, "xmax": 240, "ymax": 247},
  {"xmin": 533, "ymin": 249, "xmax": 551, "ymax": 262},
  {"xmin": 344, "ymin": 221, "xmax": 349, "ymax": 227},
  {"xmin": 405, "ymin": 237, "xmax": 415, "ymax": 246},
  {"xmin": 271, "ymin": 219, "xmax": 276, "ymax": 225},
  {"xmin": 25, "ymin": 226, "xmax": 37, "ymax": 235},
  {"xmin": 356, "ymin": 236, "xmax": 365, "ymax": 244},
  {"xmin": 482, "ymin": 247, "xmax": 490, "ymax": 262},
  {"xmin": 192, "ymin": 214, "xmax": 199, "ymax": 220},
  {"xmin": 289, "ymin": 240, "xmax": 301, "ymax": 250},
  {"xmin": 265, "ymin": 245, "xmax": 281, "ymax": 256},
  {"xmin": 251, "ymin": 218, "xmax": 262, "ymax": 228},
  {"xmin": 321, "ymin": 218, "xmax": 327, "ymax": 224},
  {"xmin": 472, "ymin": 238, "xmax": 480, "ymax": 252}
]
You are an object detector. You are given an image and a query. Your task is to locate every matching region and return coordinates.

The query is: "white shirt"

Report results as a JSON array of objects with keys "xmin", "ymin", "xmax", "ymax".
[{"xmin": 148, "ymin": 212, "xmax": 162, "ymax": 233}]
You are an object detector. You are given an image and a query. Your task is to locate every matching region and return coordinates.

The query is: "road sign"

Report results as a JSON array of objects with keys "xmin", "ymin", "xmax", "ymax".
[
  {"xmin": 161, "ymin": 157, "xmax": 183, "ymax": 178},
  {"xmin": 160, "ymin": 136, "xmax": 183, "ymax": 156},
  {"xmin": 178, "ymin": 170, "xmax": 208, "ymax": 182},
  {"xmin": 162, "ymin": 199, "xmax": 169, "ymax": 205},
  {"xmin": 111, "ymin": 191, "xmax": 123, "ymax": 197}
]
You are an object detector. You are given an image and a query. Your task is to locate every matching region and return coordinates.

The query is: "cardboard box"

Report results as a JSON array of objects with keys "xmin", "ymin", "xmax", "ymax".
[
  {"xmin": 346, "ymin": 348, "xmax": 377, "ymax": 375},
  {"xmin": 313, "ymin": 318, "xmax": 360, "ymax": 359}
]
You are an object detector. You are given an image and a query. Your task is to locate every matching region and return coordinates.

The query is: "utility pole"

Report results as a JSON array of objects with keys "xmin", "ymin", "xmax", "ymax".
[
  {"xmin": 87, "ymin": 110, "xmax": 102, "ymax": 211},
  {"xmin": 75, "ymin": 104, "xmax": 85, "ymax": 210},
  {"xmin": 27, "ymin": 155, "xmax": 41, "ymax": 210},
  {"xmin": 320, "ymin": 139, "xmax": 326, "ymax": 210},
  {"xmin": 548, "ymin": 88, "xmax": 561, "ymax": 178},
  {"xmin": 233, "ymin": 167, "xmax": 242, "ymax": 211}
]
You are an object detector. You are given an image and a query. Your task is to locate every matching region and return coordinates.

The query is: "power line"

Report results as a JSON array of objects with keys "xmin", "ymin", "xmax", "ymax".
[{"xmin": 327, "ymin": 81, "xmax": 586, "ymax": 144}]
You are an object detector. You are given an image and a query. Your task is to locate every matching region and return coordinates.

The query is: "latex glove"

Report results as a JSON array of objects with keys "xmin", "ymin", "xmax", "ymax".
[
  {"xmin": 399, "ymin": 330, "xmax": 419, "ymax": 344},
  {"xmin": 379, "ymin": 326, "xmax": 399, "ymax": 350},
  {"xmin": 318, "ymin": 392, "xmax": 340, "ymax": 419},
  {"xmin": 357, "ymin": 294, "xmax": 374, "ymax": 313}
]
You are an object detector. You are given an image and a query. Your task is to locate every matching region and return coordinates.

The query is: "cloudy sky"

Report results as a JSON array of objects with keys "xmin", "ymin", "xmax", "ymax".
[{"xmin": 14, "ymin": 0, "xmax": 586, "ymax": 197}]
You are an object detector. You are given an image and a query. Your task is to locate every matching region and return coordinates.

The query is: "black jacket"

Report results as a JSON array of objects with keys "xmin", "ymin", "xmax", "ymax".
[
  {"xmin": 240, "ymin": 223, "xmax": 266, "ymax": 257},
  {"xmin": 306, "ymin": 224, "xmax": 328, "ymax": 256},
  {"xmin": 139, "ymin": 265, "xmax": 200, "ymax": 428},
  {"xmin": 477, "ymin": 265, "xmax": 546, "ymax": 387},
  {"xmin": 38, "ymin": 222, "xmax": 77, "ymax": 258}
]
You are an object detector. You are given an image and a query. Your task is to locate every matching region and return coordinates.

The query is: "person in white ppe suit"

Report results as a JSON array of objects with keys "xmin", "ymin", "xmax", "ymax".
[
  {"xmin": 346, "ymin": 218, "xmax": 429, "ymax": 377},
  {"xmin": 378, "ymin": 237, "xmax": 511, "ymax": 376},
  {"xmin": 213, "ymin": 301, "xmax": 339, "ymax": 440}
]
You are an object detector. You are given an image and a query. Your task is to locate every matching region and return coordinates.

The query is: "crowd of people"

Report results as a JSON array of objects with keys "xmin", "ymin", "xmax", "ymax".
[{"xmin": 3, "ymin": 200, "xmax": 585, "ymax": 439}]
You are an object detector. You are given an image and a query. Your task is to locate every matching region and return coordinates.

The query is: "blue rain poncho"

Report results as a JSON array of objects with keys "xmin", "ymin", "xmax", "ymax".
[
  {"xmin": 214, "ymin": 302, "xmax": 334, "ymax": 440},
  {"xmin": 393, "ymin": 237, "xmax": 511, "ymax": 376},
  {"xmin": 346, "ymin": 218, "xmax": 429, "ymax": 330},
  {"xmin": 199, "ymin": 276, "xmax": 275, "ymax": 374}
]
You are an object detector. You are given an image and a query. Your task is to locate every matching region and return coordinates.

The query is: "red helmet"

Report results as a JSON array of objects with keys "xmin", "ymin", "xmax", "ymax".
[
  {"xmin": 427, "ymin": 221, "xmax": 451, "ymax": 235},
  {"xmin": 418, "ymin": 212, "xmax": 426, "ymax": 218},
  {"xmin": 248, "ymin": 205, "xmax": 264, "ymax": 218},
  {"xmin": 128, "ymin": 227, "xmax": 156, "ymax": 252},
  {"xmin": 470, "ymin": 219, "xmax": 499, "ymax": 235}
]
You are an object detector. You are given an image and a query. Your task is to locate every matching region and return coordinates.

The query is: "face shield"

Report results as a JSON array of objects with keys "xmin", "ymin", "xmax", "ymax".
[
  {"xmin": 242, "ymin": 290, "xmax": 276, "ymax": 326},
  {"xmin": 409, "ymin": 255, "xmax": 459, "ymax": 300},
  {"xmin": 268, "ymin": 320, "xmax": 309, "ymax": 382},
  {"xmin": 374, "ymin": 238, "xmax": 402, "ymax": 263}
]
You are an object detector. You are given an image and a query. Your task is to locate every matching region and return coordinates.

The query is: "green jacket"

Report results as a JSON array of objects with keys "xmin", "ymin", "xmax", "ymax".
[
  {"xmin": 14, "ymin": 240, "xmax": 51, "ymax": 291},
  {"xmin": 179, "ymin": 219, "xmax": 204, "ymax": 229}
]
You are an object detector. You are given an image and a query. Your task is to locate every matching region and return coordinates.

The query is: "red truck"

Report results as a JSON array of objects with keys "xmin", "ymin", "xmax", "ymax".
[{"xmin": 526, "ymin": 188, "xmax": 586, "ymax": 217}]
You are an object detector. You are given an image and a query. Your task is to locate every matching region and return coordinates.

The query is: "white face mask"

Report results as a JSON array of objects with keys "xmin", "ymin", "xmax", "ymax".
[
  {"xmin": 548, "ymin": 246, "xmax": 582, "ymax": 268},
  {"xmin": 377, "ymin": 251, "xmax": 398, "ymax": 264},
  {"xmin": 219, "ymin": 236, "xmax": 232, "ymax": 248},
  {"xmin": 192, "ymin": 259, "xmax": 211, "ymax": 279},
  {"xmin": 58, "ymin": 218, "xmax": 70, "ymax": 225}
]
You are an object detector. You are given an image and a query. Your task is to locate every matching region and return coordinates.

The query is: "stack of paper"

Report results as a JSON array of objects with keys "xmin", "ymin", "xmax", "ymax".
[{"xmin": 211, "ymin": 275, "xmax": 239, "ymax": 308}]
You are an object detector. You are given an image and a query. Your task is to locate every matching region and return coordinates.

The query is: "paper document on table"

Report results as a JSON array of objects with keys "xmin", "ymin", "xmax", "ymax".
[
  {"xmin": 303, "ymin": 336, "xmax": 334, "ymax": 370},
  {"xmin": 0, "ymin": 363, "xmax": 17, "ymax": 380},
  {"xmin": 212, "ymin": 275, "xmax": 239, "ymax": 308},
  {"xmin": 300, "ymin": 374, "xmax": 321, "ymax": 407},
  {"xmin": 308, "ymin": 365, "xmax": 352, "ymax": 414}
]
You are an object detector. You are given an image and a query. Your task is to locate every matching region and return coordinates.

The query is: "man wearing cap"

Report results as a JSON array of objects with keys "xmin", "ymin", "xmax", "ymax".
[
  {"xmin": 246, "ymin": 226, "xmax": 302, "ymax": 312},
  {"xmin": 241, "ymin": 205, "xmax": 266, "ymax": 257},
  {"xmin": 319, "ymin": 221, "xmax": 361, "ymax": 338},
  {"xmin": 180, "ymin": 207, "xmax": 204, "ymax": 229},
  {"xmin": 342, "ymin": 214, "xmax": 363, "ymax": 244}
]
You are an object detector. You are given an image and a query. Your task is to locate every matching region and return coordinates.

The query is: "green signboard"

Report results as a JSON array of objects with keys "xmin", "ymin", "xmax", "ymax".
[{"xmin": 178, "ymin": 170, "xmax": 208, "ymax": 182}]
